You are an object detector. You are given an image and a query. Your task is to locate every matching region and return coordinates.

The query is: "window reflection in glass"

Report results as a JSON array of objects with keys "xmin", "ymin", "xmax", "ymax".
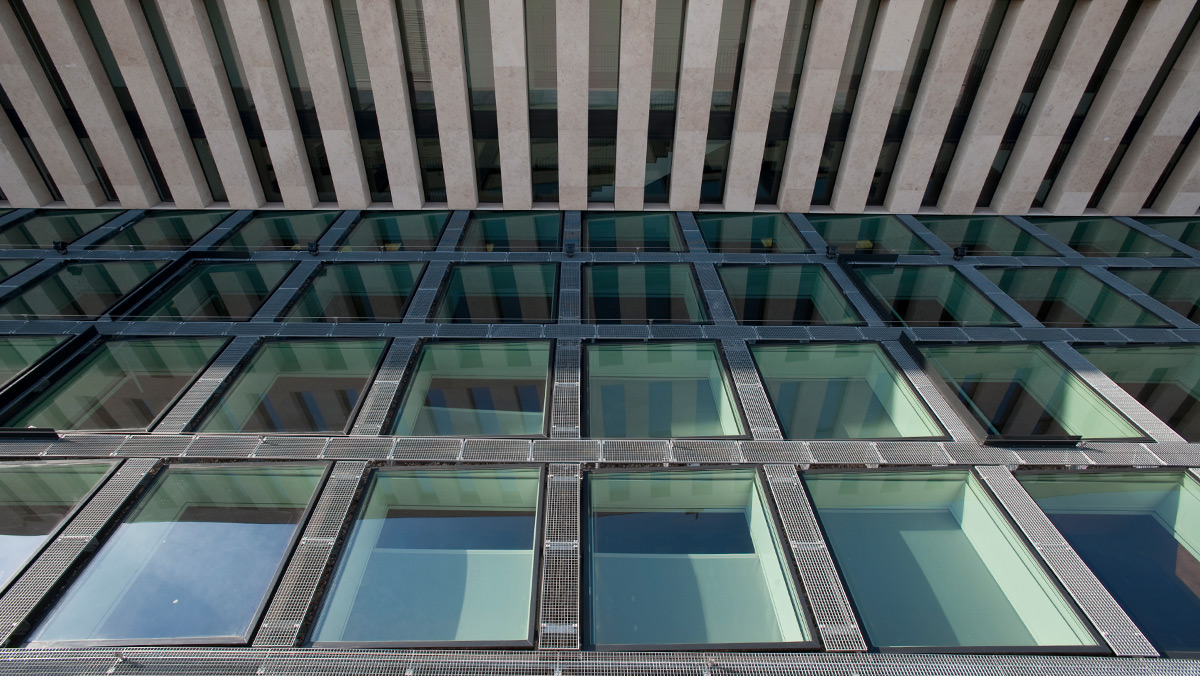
[
  {"xmin": 584, "ymin": 212, "xmax": 684, "ymax": 252},
  {"xmin": 719, "ymin": 265, "xmax": 859, "ymax": 325},
  {"xmin": 1114, "ymin": 268, "xmax": 1200, "ymax": 322},
  {"xmin": 854, "ymin": 266, "xmax": 1014, "ymax": 327},
  {"xmin": 216, "ymin": 212, "xmax": 339, "ymax": 251},
  {"xmin": 92, "ymin": 211, "xmax": 231, "ymax": 250},
  {"xmin": 805, "ymin": 214, "xmax": 931, "ymax": 255},
  {"xmin": 695, "ymin": 213, "xmax": 810, "ymax": 254},
  {"xmin": 1030, "ymin": 217, "xmax": 1185, "ymax": 258},
  {"xmin": 0, "ymin": 336, "xmax": 65, "ymax": 386},
  {"xmin": 435, "ymin": 264, "xmax": 556, "ymax": 324},
  {"xmin": 287, "ymin": 263, "xmax": 424, "ymax": 322},
  {"xmin": 459, "ymin": 212, "xmax": 562, "ymax": 252},
  {"xmin": 339, "ymin": 212, "xmax": 449, "ymax": 251},
  {"xmin": 1076, "ymin": 345, "xmax": 1200, "ymax": 442},
  {"xmin": 0, "ymin": 261, "xmax": 166, "ymax": 320},
  {"xmin": 0, "ymin": 210, "xmax": 120, "ymax": 249},
  {"xmin": 585, "ymin": 264, "xmax": 707, "ymax": 324},
  {"xmin": 982, "ymin": 267, "xmax": 1168, "ymax": 328},
  {"xmin": 133, "ymin": 262, "xmax": 295, "ymax": 321},
  {"xmin": 0, "ymin": 260, "xmax": 33, "ymax": 283},
  {"xmin": 919, "ymin": 215, "xmax": 1056, "ymax": 257},
  {"xmin": 1137, "ymin": 217, "xmax": 1200, "ymax": 250}
]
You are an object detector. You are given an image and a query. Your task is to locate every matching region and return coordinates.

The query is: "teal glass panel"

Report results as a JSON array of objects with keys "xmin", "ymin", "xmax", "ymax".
[
  {"xmin": 339, "ymin": 212, "xmax": 449, "ymax": 251},
  {"xmin": 198, "ymin": 339, "xmax": 387, "ymax": 434},
  {"xmin": 695, "ymin": 214, "xmax": 811, "ymax": 254},
  {"xmin": 718, "ymin": 265, "xmax": 860, "ymax": 325},
  {"xmin": 0, "ymin": 210, "xmax": 119, "ymax": 248},
  {"xmin": 312, "ymin": 468, "xmax": 541, "ymax": 645},
  {"xmin": 1137, "ymin": 217, "xmax": 1200, "ymax": 250},
  {"xmin": 1030, "ymin": 217, "xmax": 1185, "ymax": 258},
  {"xmin": 92, "ymin": 211, "xmax": 231, "ymax": 250},
  {"xmin": 982, "ymin": 267, "xmax": 1168, "ymax": 328},
  {"xmin": 587, "ymin": 470, "xmax": 811, "ymax": 647},
  {"xmin": 1076, "ymin": 345, "xmax": 1200, "ymax": 442},
  {"xmin": 804, "ymin": 470, "xmax": 1099, "ymax": 650},
  {"xmin": 919, "ymin": 216, "xmax": 1056, "ymax": 256},
  {"xmin": 435, "ymin": 264, "xmax": 556, "ymax": 324},
  {"xmin": 805, "ymin": 215, "xmax": 931, "ymax": 255},
  {"xmin": 8, "ymin": 338, "xmax": 225, "ymax": 431},
  {"xmin": 286, "ymin": 263, "xmax": 424, "ymax": 322},
  {"xmin": 0, "ymin": 260, "xmax": 33, "ymax": 282},
  {"xmin": 921, "ymin": 343, "xmax": 1143, "ymax": 440},
  {"xmin": 1020, "ymin": 472, "xmax": 1200, "ymax": 656},
  {"xmin": 217, "ymin": 212, "xmax": 339, "ymax": 251},
  {"xmin": 586, "ymin": 342, "xmax": 744, "ymax": 438},
  {"xmin": 1115, "ymin": 268, "xmax": 1200, "ymax": 322},
  {"xmin": 753, "ymin": 344, "xmax": 943, "ymax": 439},
  {"xmin": 133, "ymin": 262, "xmax": 295, "ymax": 321},
  {"xmin": 585, "ymin": 264, "xmax": 707, "ymax": 324},
  {"xmin": 854, "ymin": 266, "xmax": 1015, "ymax": 327},
  {"xmin": 0, "ymin": 336, "xmax": 64, "ymax": 386},
  {"xmin": 583, "ymin": 212, "xmax": 683, "ymax": 252},
  {"xmin": 459, "ymin": 212, "xmax": 561, "ymax": 252},
  {"xmin": 27, "ymin": 463, "xmax": 324, "ymax": 646},
  {"xmin": 0, "ymin": 261, "xmax": 165, "ymax": 320},
  {"xmin": 392, "ymin": 342, "xmax": 550, "ymax": 437}
]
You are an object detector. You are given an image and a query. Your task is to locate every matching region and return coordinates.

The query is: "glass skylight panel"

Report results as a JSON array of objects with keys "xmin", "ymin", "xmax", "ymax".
[
  {"xmin": 0, "ymin": 210, "xmax": 119, "ymax": 249},
  {"xmin": 0, "ymin": 260, "xmax": 33, "ymax": 282},
  {"xmin": 804, "ymin": 470, "xmax": 1099, "ymax": 651},
  {"xmin": 6, "ymin": 338, "xmax": 225, "ymax": 431},
  {"xmin": 805, "ymin": 214, "xmax": 932, "ymax": 255},
  {"xmin": 584, "ymin": 212, "xmax": 684, "ymax": 252},
  {"xmin": 587, "ymin": 470, "xmax": 812, "ymax": 648},
  {"xmin": 1020, "ymin": 471, "xmax": 1200, "ymax": 656},
  {"xmin": 435, "ymin": 264, "xmax": 556, "ymax": 323},
  {"xmin": 26, "ymin": 463, "xmax": 325, "ymax": 646},
  {"xmin": 1030, "ymin": 217, "xmax": 1185, "ymax": 258},
  {"xmin": 921, "ymin": 344, "xmax": 1144, "ymax": 440},
  {"xmin": 0, "ymin": 261, "xmax": 165, "ymax": 320},
  {"xmin": 338, "ymin": 211, "xmax": 449, "ymax": 251},
  {"xmin": 1076, "ymin": 345, "xmax": 1200, "ymax": 442},
  {"xmin": 0, "ymin": 336, "xmax": 64, "ymax": 386},
  {"xmin": 216, "ymin": 211, "xmax": 338, "ymax": 251},
  {"xmin": 1137, "ymin": 217, "xmax": 1200, "ymax": 250},
  {"xmin": 198, "ymin": 339, "xmax": 387, "ymax": 434},
  {"xmin": 694, "ymin": 213, "xmax": 810, "ymax": 254},
  {"xmin": 854, "ymin": 265, "xmax": 1015, "ymax": 327},
  {"xmin": 1114, "ymin": 268, "xmax": 1200, "ymax": 322},
  {"xmin": 91, "ymin": 211, "xmax": 231, "ymax": 250},
  {"xmin": 459, "ymin": 211, "xmax": 561, "ymax": 252},
  {"xmin": 718, "ymin": 265, "xmax": 860, "ymax": 325},
  {"xmin": 752, "ymin": 344, "xmax": 943, "ymax": 439},
  {"xmin": 981, "ymin": 267, "xmax": 1168, "ymax": 328},
  {"xmin": 132, "ymin": 262, "xmax": 295, "ymax": 321},
  {"xmin": 584, "ymin": 264, "xmax": 707, "ymax": 324},
  {"xmin": 586, "ymin": 342, "xmax": 744, "ymax": 438},
  {"xmin": 391, "ymin": 342, "xmax": 551, "ymax": 437},
  {"xmin": 919, "ymin": 215, "xmax": 1056, "ymax": 256},
  {"xmin": 286, "ymin": 262, "xmax": 424, "ymax": 322},
  {"xmin": 312, "ymin": 468, "xmax": 541, "ymax": 645}
]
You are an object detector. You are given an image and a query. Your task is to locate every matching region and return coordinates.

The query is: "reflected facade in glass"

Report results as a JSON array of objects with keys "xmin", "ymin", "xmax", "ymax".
[
  {"xmin": 435, "ymin": 264, "xmax": 556, "ymax": 324},
  {"xmin": 719, "ymin": 265, "xmax": 860, "ymax": 325},
  {"xmin": 585, "ymin": 264, "xmax": 706, "ymax": 324},
  {"xmin": 805, "ymin": 215, "xmax": 931, "ymax": 255},
  {"xmin": 1030, "ymin": 217, "xmax": 1185, "ymax": 258},
  {"xmin": 919, "ymin": 216, "xmax": 1056, "ymax": 257},
  {"xmin": 0, "ymin": 211, "xmax": 119, "ymax": 249},
  {"xmin": 982, "ymin": 267, "xmax": 1168, "ymax": 328},
  {"xmin": 459, "ymin": 212, "xmax": 561, "ymax": 252},
  {"xmin": 133, "ymin": 262, "xmax": 295, "ymax": 322},
  {"xmin": 92, "ymin": 211, "xmax": 231, "ymax": 250},
  {"xmin": 1139, "ymin": 217, "xmax": 1200, "ymax": 250},
  {"xmin": 1114, "ymin": 268, "xmax": 1200, "ymax": 322},
  {"xmin": 695, "ymin": 214, "xmax": 810, "ymax": 254},
  {"xmin": 286, "ymin": 263, "xmax": 424, "ymax": 322},
  {"xmin": 1076, "ymin": 345, "xmax": 1200, "ymax": 442},
  {"xmin": 0, "ymin": 261, "xmax": 166, "ymax": 320},
  {"xmin": 0, "ymin": 260, "xmax": 33, "ymax": 283},
  {"xmin": 583, "ymin": 212, "xmax": 684, "ymax": 252},
  {"xmin": 0, "ymin": 336, "xmax": 64, "ymax": 387},
  {"xmin": 338, "ymin": 212, "xmax": 449, "ymax": 251},
  {"xmin": 217, "ymin": 212, "xmax": 338, "ymax": 251},
  {"xmin": 854, "ymin": 266, "xmax": 1014, "ymax": 327}
]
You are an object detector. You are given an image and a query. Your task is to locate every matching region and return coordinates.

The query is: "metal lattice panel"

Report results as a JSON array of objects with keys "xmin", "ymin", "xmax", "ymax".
[
  {"xmin": 533, "ymin": 440, "xmax": 601, "ymax": 462},
  {"xmin": 671, "ymin": 440, "xmax": 743, "ymax": 463},
  {"xmin": 1079, "ymin": 442, "xmax": 1164, "ymax": 467},
  {"xmin": 741, "ymin": 441, "xmax": 813, "ymax": 464},
  {"xmin": 401, "ymin": 261, "xmax": 449, "ymax": 323},
  {"xmin": 253, "ymin": 437, "xmax": 329, "ymax": 459},
  {"xmin": 808, "ymin": 442, "xmax": 882, "ymax": 466},
  {"xmin": 942, "ymin": 442, "xmax": 1020, "ymax": 465},
  {"xmin": 462, "ymin": 439, "xmax": 532, "ymax": 461},
  {"xmin": 322, "ymin": 437, "xmax": 394, "ymax": 459},
  {"xmin": 1014, "ymin": 448, "xmax": 1091, "ymax": 466},
  {"xmin": 183, "ymin": 435, "xmax": 260, "ymax": 458},
  {"xmin": 391, "ymin": 437, "xmax": 463, "ymax": 460},
  {"xmin": 1146, "ymin": 442, "xmax": 1200, "ymax": 467},
  {"xmin": 348, "ymin": 339, "xmax": 417, "ymax": 436},
  {"xmin": 720, "ymin": 341, "xmax": 783, "ymax": 440},
  {"xmin": 538, "ymin": 464, "xmax": 581, "ymax": 650},
  {"xmin": 153, "ymin": 336, "xmax": 259, "ymax": 434},
  {"xmin": 43, "ymin": 435, "xmax": 126, "ymax": 457},
  {"xmin": 875, "ymin": 441, "xmax": 952, "ymax": 465},
  {"xmin": 600, "ymin": 439, "xmax": 670, "ymax": 463},
  {"xmin": 115, "ymin": 436, "xmax": 192, "ymax": 457}
]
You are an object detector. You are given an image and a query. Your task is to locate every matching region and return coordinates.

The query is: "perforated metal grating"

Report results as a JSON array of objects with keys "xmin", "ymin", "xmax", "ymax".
[
  {"xmin": 539, "ymin": 464, "xmax": 581, "ymax": 650},
  {"xmin": 349, "ymin": 339, "xmax": 417, "ymax": 436},
  {"xmin": 153, "ymin": 337, "xmax": 260, "ymax": 434}
]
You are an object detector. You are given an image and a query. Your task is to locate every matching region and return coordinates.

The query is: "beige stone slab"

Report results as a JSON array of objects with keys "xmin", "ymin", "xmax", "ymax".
[
  {"xmin": 1153, "ymin": 130, "xmax": 1200, "ymax": 215},
  {"xmin": 556, "ymin": 0, "xmax": 589, "ymax": 209},
  {"xmin": 423, "ymin": 0, "xmax": 478, "ymax": 208},
  {"xmin": 667, "ymin": 0, "xmax": 722, "ymax": 211},
  {"xmin": 613, "ymin": 0, "xmax": 657, "ymax": 211},
  {"xmin": 490, "ymin": 0, "xmax": 532, "ymax": 209},
  {"xmin": 0, "ymin": 113, "xmax": 52, "ymax": 207}
]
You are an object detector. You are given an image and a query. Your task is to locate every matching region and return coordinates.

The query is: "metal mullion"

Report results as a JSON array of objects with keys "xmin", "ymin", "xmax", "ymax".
[{"xmin": 537, "ymin": 463, "xmax": 580, "ymax": 650}]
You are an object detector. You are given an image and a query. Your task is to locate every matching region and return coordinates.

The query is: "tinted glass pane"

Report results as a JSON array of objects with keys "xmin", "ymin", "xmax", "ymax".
[
  {"xmin": 805, "ymin": 471, "xmax": 1097, "ymax": 650},
  {"xmin": 0, "ymin": 261, "xmax": 165, "ymax": 320},
  {"xmin": 217, "ymin": 212, "xmax": 339, "ymax": 251},
  {"xmin": 92, "ymin": 211, "xmax": 231, "ymax": 250},
  {"xmin": 585, "ymin": 264, "xmax": 706, "ymax": 324},
  {"xmin": 982, "ymin": 267, "xmax": 1168, "ymax": 328},
  {"xmin": 435, "ymin": 264, "xmax": 556, "ymax": 324},
  {"xmin": 1114, "ymin": 268, "xmax": 1200, "ymax": 322},
  {"xmin": 719, "ymin": 265, "xmax": 860, "ymax": 326},
  {"xmin": 392, "ymin": 342, "xmax": 550, "ymax": 437},
  {"xmin": 339, "ymin": 212, "xmax": 448, "ymax": 251},
  {"xmin": 805, "ymin": 215, "xmax": 931, "ymax": 255},
  {"xmin": 459, "ymin": 212, "xmax": 561, "ymax": 252},
  {"xmin": 0, "ymin": 260, "xmax": 33, "ymax": 282},
  {"xmin": 753, "ymin": 344, "xmax": 942, "ymax": 439},
  {"xmin": 1137, "ymin": 217, "xmax": 1200, "ymax": 250},
  {"xmin": 586, "ymin": 342, "xmax": 743, "ymax": 438},
  {"xmin": 1030, "ymin": 217, "xmax": 1184, "ymax": 258},
  {"xmin": 854, "ymin": 266, "xmax": 1014, "ymax": 327},
  {"xmin": 8, "ymin": 338, "xmax": 225, "ymax": 431},
  {"xmin": 27, "ymin": 464, "xmax": 324, "ymax": 645},
  {"xmin": 286, "ymin": 263, "xmax": 424, "ymax": 322},
  {"xmin": 695, "ymin": 214, "xmax": 811, "ymax": 254},
  {"xmin": 199, "ymin": 339, "xmax": 386, "ymax": 433},
  {"xmin": 587, "ymin": 470, "xmax": 810, "ymax": 647},
  {"xmin": 1076, "ymin": 345, "xmax": 1200, "ymax": 442},
  {"xmin": 133, "ymin": 262, "xmax": 295, "ymax": 321},
  {"xmin": 921, "ymin": 344, "xmax": 1143, "ymax": 440},
  {"xmin": 919, "ymin": 216, "xmax": 1056, "ymax": 256},
  {"xmin": 0, "ymin": 210, "xmax": 119, "ymax": 248},
  {"xmin": 312, "ymin": 468, "xmax": 540, "ymax": 644},
  {"xmin": 583, "ymin": 212, "xmax": 683, "ymax": 252},
  {"xmin": 0, "ymin": 336, "xmax": 64, "ymax": 386}
]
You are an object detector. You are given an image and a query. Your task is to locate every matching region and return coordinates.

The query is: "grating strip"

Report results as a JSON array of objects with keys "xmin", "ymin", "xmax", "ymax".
[
  {"xmin": 720, "ymin": 341, "xmax": 782, "ymax": 440},
  {"xmin": 538, "ymin": 464, "xmax": 580, "ymax": 649},
  {"xmin": 348, "ymin": 339, "xmax": 417, "ymax": 436},
  {"xmin": 881, "ymin": 341, "xmax": 976, "ymax": 442},
  {"xmin": 401, "ymin": 262, "xmax": 449, "ymax": 323},
  {"xmin": 154, "ymin": 337, "xmax": 259, "ymax": 434},
  {"xmin": 462, "ymin": 439, "xmax": 532, "ymax": 461}
]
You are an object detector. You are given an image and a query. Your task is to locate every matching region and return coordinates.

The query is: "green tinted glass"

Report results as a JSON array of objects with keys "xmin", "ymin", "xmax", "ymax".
[
  {"xmin": 0, "ymin": 210, "xmax": 119, "ymax": 248},
  {"xmin": 8, "ymin": 338, "xmax": 225, "ymax": 431},
  {"xmin": 199, "ymin": 339, "xmax": 387, "ymax": 433},
  {"xmin": 587, "ymin": 342, "xmax": 743, "ymax": 438},
  {"xmin": 584, "ymin": 212, "xmax": 684, "ymax": 252},
  {"xmin": 312, "ymin": 468, "xmax": 541, "ymax": 644},
  {"xmin": 1031, "ymin": 217, "xmax": 1184, "ymax": 258},
  {"xmin": 1076, "ymin": 345, "xmax": 1200, "ymax": 442},
  {"xmin": 392, "ymin": 341, "xmax": 550, "ymax": 436},
  {"xmin": 585, "ymin": 264, "xmax": 707, "ymax": 324},
  {"xmin": 804, "ymin": 471, "xmax": 1098, "ymax": 650},
  {"xmin": 286, "ymin": 263, "xmax": 424, "ymax": 322},
  {"xmin": 805, "ymin": 214, "xmax": 932, "ymax": 255},
  {"xmin": 719, "ymin": 265, "xmax": 860, "ymax": 325},
  {"xmin": 1114, "ymin": 268, "xmax": 1200, "ymax": 322},
  {"xmin": 854, "ymin": 266, "xmax": 1014, "ymax": 327},
  {"xmin": 982, "ymin": 267, "xmax": 1168, "ymax": 328},
  {"xmin": 921, "ymin": 343, "xmax": 1143, "ymax": 440},
  {"xmin": 0, "ymin": 261, "xmax": 165, "ymax": 320},
  {"xmin": 0, "ymin": 336, "xmax": 64, "ymax": 386},
  {"xmin": 217, "ymin": 211, "xmax": 338, "ymax": 250},
  {"xmin": 133, "ymin": 262, "xmax": 295, "ymax": 321},
  {"xmin": 435, "ymin": 264, "xmax": 556, "ymax": 323},
  {"xmin": 460, "ymin": 212, "xmax": 561, "ymax": 252},
  {"xmin": 1137, "ymin": 217, "xmax": 1200, "ymax": 250},
  {"xmin": 919, "ymin": 216, "xmax": 1056, "ymax": 256},
  {"xmin": 92, "ymin": 211, "xmax": 231, "ymax": 250},
  {"xmin": 695, "ymin": 213, "xmax": 810, "ymax": 254},
  {"xmin": 339, "ymin": 211, "xmax": 448, "ymax": 251},
  {"xmin": 0, "ymin": 260, "xmax": 33, "ymax": 282}
]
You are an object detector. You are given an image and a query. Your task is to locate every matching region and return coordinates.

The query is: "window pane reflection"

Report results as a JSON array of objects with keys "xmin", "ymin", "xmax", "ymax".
[
  {"xmin": 0, "ymin": 261, "xmax": 166, "ymax": 320},
  {"xmin": 435, "ymin": 264, "xmax": 556, "ymax": 324},
  {"xmin": 287, "ymin": 263, "xmax": 424, "ymax": 322}
]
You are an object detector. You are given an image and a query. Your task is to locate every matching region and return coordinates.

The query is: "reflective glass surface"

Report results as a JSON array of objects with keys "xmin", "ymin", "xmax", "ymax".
[
  {"xmin": 805, "ymin": 215, "xmax": 931, "ymax": 255},
  {"xmin": 216, "ymin": 212, "xmax": 338, "ymax": 251},
  {"xmin": 719, "ymin": 265, "xmax": 860, "ymax": 326},
  {"xmin": 982, "ymin": 267, "xmax": 1168, "ymax": 328},
  {"xmin": 1030, "ymin": 217, "xmax": 1185, "ymax": 258},
  {"xmin": 435, "ymin": 264, "xmax": 556, "ymax": 324},
  {"xmin": 586, "ymin": 343, "xmax": 743, "ymax": 438},
  {"xmin": 392, "ymin": 342, "xmax": 550, "ymax": 437},
  {"xmin": 8, "ymin": 338, "xmax": 225, "ymax": 431},
  {"xmin": 286, "ymin": 263, "xmax": 424, "ymax": 322},
  {"xmin": 753, "ymin": 344, "xmax": 943, "ymax": 439},
  {"xmin": 805, "ymin": 471, "xmax": 1098, "ymax": 650},
  {"xmin": 459, "ymin": 212, "xmax": 561, "ymax": 252},
  {"xmin": 695, "ymin": 214, "xmax": 811, "ymax": 254},
  {"xmin": 0, "ymin": 336, "xmax": 64, "ymax": 386},
  {"xmin": 1138, "ymin": 217, "xmax": 1200, "ymax": 250},
  {"xmin": 0, "ymin": 261, "xmax": 165, "ymax": 320},
  {"xmin": 587, "ymin": 470, "xmax": 810, "ymax": 648},
  {"xmin": 919, "ymin": 216, "xmax": 1056, "ymax": 256},
  {"xmin": 198, "ymin": 339, "xmax": 387, "ymax": 433},
  {"xmin": 1076, "ymin": 345, "xmax": 1200, "ymax": 442},
  {"xmin": 92, "ymin": 211, "xmax": 231, "ymax": 250},
  {"xmin": 0, "ymin": 210, "xmax": 119, "ymax": 248},
  {"xmin": 854, "ymin": 266, "xmax": 1015, "ymax": 327},
  {"xmin": 583, "ymin": 212, "xmax": 684, "ymax": 252},
  {"xmin": 339, "ymin": 211, "xmax": 449, "ymax": 251},
  {"xmin": 1114, "ymin": 268, "xmax": 1200, "ymax": 322},
  {"xmin": 27, "ymin": 464, "xmax": 324, "ymax": 646},
  {"xmin": 312, "ymin": 468, "xmax": 541, "ymax": 645},
  {"xmin": 133, "ymin": 262, "xmax": 295, "ymax": 321},
  {"xmin": 584, "ymin": 264, "xmax": 706, "ymax": 324},
  {"xmin": 921, "ymin": 344, "xmax": 1143, "ymax": 440},
  {"xmin": 0, "ymin": 260, "xmax": 33, "ymax": 282}
]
